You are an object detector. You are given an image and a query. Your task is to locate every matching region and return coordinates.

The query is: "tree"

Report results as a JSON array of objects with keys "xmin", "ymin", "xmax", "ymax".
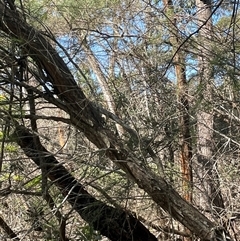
[
  {"xmin": 0, "ymin": 0, "xmax": 238, "ymax": 240},
  {"xmin": 163, "ymin": 1, "xmax": 193, "ymax": 240},
  {"xmin": 196, "ymin": 0, "xmax": 225, "ymax": 216}
]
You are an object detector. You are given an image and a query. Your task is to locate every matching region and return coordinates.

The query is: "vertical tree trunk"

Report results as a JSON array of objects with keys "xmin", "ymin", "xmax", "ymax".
[
  {"xmin": 163, "ymin": 2, "xmax": 193, "ymax": 239},
  {"xmin": 196, "ymin": 0, "xmax": 225, "ymax": 215},
  {"xmin": 163, "ymin": 0, "xmax": 193, "ymax": 209}
]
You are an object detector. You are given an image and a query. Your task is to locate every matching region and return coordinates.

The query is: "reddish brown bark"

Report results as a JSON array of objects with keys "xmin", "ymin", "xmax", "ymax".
[{"xmin": 163, "ymin": 0, "xmax": 193, "ymax": 205}]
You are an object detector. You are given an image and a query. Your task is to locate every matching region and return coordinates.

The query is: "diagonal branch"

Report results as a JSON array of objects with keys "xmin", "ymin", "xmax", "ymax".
[
  {"xmin": 0, "ymin": 2, "xmax": 103, "ymax": 128},
  {"xmin": 0, "ymin": 215, "xmax": 20, "ymax": 240},
  {"xmin": 14, "ymin": 124, "xmax": 157, "ymax": 241},
  {"xmin": 0, "ymin": 3, "xmax": 232, "ymax": 241}
]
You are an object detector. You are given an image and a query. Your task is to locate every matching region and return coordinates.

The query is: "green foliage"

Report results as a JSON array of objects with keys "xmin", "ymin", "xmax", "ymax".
[
  {"xmin": 77, "ymin": 224, "xmax": 102, "ymax": 241},
  {"xmin": 23, "ymin": 0, "xmax": 50, "ymax": 19},
  {"xmin": 0, "ymin": 173, "xmax": 24, "ymax": 182},
  {"xmin": 24, "ymin": 175, "xmax": 42, "ymax": 189},
  {"xmin": 23, "ymin": 0, "xmax": 121, "ymax": 28},
  {"xmin": 4, "ymin": 144, "xmax": 18, "ymax": 153},
  {"xmin": 0, "ymin": 0, "xmax": 239, "ymax": 240}
]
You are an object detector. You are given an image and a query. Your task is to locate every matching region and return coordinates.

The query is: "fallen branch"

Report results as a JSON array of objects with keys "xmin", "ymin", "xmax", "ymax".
[{"xmin": 14, "ymin": 124, "xmax": 157, "ymax": 241}]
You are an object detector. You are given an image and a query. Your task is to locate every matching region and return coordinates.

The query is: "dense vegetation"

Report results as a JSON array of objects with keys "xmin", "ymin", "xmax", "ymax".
[{"xmin": 0, "ymin": 0, "xmax": 239, "ymax": 240}]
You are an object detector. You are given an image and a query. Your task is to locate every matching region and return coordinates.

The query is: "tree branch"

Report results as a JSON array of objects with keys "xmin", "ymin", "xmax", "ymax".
[
  {"xmin": 0, "ymin": 4, "xmax": 232, "ymax": 240},
  {"xmin": 0, "ymin": 215, "xmax": 19, "ymax": 240},
  {"xmin": 14, "ymin": 124, "xmax": 157, "ymax": 241}
]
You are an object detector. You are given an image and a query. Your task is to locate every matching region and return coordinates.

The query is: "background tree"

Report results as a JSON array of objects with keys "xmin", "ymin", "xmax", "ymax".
[{"xmin": 0, "ymin": 0, "xmax": 239, "ymax": 241}]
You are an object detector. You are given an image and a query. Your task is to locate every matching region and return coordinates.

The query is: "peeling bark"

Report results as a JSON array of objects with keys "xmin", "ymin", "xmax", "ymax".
[
  {"xmin": 163, "ymin": 0, "xmax": 193, "ymax": 203},
  {"xmin": 163, "ymin": 2, "xmax": 193, "ymax": 239}
]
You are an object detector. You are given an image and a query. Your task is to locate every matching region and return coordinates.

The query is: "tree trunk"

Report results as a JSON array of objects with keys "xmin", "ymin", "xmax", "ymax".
[
  {"xmin": 163, "ymin": 1, "xmax": 193, "ymax": 239},
  {"xmin": 14, "ymin": 124, "xmax": 157, "ymax": 241},
  {"xmin": 0, "ymin": 3, "xmax": 232, "ymax": 241},
  {"xmin": 163, "ymin": 0, "xmax": 193, "ymax": 203},
  {"xmin": 196, "ymin": 0, "xmax": 225, "ymax": 216}
]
